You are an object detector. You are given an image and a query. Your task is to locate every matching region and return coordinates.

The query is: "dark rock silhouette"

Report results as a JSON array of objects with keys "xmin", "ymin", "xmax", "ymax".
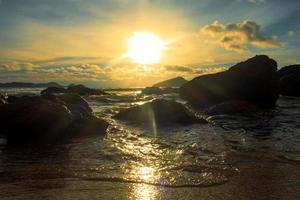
[
  {"xmin": 205, "ymin": 100, "xmax": 262, "ymax": 115},
  {"xmin": 278, "ymin": 65, "xmax": 300, "ymax": 77},
  {"xmin": 142, "ymin": 87, "xmax": 179, "ymax": 95},
  {"xmin": 67, "ymin": 84, "xmax": 108, "ymax": 95},
  {"xmin": 180, "ymin": 55, "xmax": 279, "ymax": 108},
  {"xmin": 55, "ymin": 93, "xmax": 92, "ymax": 114},
  {"xmin": 41, "ymin": 87, "xmax": 68, "ymax": 95},
  {"xmin": 278, "ymin": 65, "xmax": 300, "ymax": 97},
  {"xmin": 114, "ymin": 99, "xmax": 206, "ymax": 126},
  {"xmin": 162, "ymin": 87, "xmax": 179, "ymax": 94},
  {"xmin": 142, "ymin": 87, "xmax": 163, "ymax": 95},
  {"xmin": 0, "ymin": 82, "xmax": 63, "ymax": 88},
  {"xmin": 153, "ymin": 76, "xmax": 188, "ymax": 87},
  {"xmin": 0, "ymin": 93, "xmax": 109, "ymax": 144},
  {"xmin": 0, "ymin": 99, "xmax": 5, "ymax": 106},
  {"xmin": 41, "ymin": 84, "xmax": 109, "ymax": 96},
  {"xmin": 0, "ymin": 93, "xmax": 6, "ymax": 106}
]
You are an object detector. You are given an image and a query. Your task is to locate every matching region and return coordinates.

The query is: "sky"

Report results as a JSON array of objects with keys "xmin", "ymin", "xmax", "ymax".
[{"xmin": 0, "ymin": 0, "xmax": 299, "ymax": 88}]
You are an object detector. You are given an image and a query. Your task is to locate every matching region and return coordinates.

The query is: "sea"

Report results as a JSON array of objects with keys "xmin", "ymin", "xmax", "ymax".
[{"xmin": 0, "ymin": 87, "xmax": 300, "ymax": 200}]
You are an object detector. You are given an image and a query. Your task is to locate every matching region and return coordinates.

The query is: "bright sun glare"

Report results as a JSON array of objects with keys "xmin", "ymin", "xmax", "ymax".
[{"xmin": 127, "ymin": 32, "xmax": 166, "ymax": 65}]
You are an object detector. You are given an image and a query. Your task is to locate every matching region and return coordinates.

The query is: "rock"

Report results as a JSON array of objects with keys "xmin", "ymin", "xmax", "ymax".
[
  {"xmin": 0, "ymin": 99, "xmax": 5, "ymax": 106},
  {"xmin": 162, "ymin": 87, "xmax": 179, "ymax": 94},
  {"xmin": 68, "ymin": 115, "xmax": 109, "ymax": 138},
  {"xmin": 180, "ymin": 55, "xmax": 279, "ymax": 108},
  {"xmin": 0, "ymin": 96, "xmax": 72, "ymax": 143},
  {"xmin": 7, "ymin": 94, "xmax": 39, "ymax": 104},
  {"xmin": 278, "ymin": 65, "xmax": 300, "ymax": 97},
  {"xmin": 54, "ymin": 93, "xmax": 92, "ymax": 114},
  {"xmin": 67, "ymin": 84, "xmax": 108, "ymax": 96},
  {"xmin": 142, "ymin": 87, "xmax": 163, "ymax": 95},
  {"xmin": 142, "ymin": 87, "xmax": 179, "ymax": 95},
  {"xmin": 0, "ymin": 94, "xmax": 109, "ymax": 144},
  {"xmin": 205, "ymin": 101, "xmax": 261, "ymax": 115},
  {"xmin": 41, "ymin": 84, "xmax": 109, "ymax": 96},
  {"xmin": 0, "ymin": 93, "xmax": 6, "ymax": 106},
  {"xmin": 278, "ymin": 65, "xmax": 300, "ymax": 77},
  {"xmin": 279, "ymin": 75, "xmax": 300, "ymax": 97},
  {"xmin": 0, "ymin": 82, "xmax": 63, "ymax": 88},
  {"xmin": 114, "ymin": 99, "xmax": 206, "ymax": 126},
  {"xmin": 153, "ymin": 76, "xmax": 188, "ymax": 87},
  {"xmin": 41, "ymin": 87, "xmax": 67, "ymax": 95}
]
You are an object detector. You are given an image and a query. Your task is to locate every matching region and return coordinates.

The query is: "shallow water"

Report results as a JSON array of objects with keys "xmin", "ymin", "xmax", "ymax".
[{"xmin": 0, "ymin": 88, "xmax": 300, "ymax": 199}]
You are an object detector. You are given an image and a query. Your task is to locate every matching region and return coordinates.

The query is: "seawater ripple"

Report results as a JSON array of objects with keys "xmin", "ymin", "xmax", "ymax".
[{"xmin": 0, "ymin": 88, "xmax": 300, "ymax": 188}]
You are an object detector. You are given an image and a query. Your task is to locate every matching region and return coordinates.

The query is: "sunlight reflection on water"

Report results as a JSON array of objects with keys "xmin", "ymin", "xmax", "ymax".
[
  {"xmin": 121, "ymin": 139, "xmax": 162, "ymax": 199},
  {"xmin": 128, "ymin": 162, "xmax": 179, "ymax": 200},
  {"xmin": 138, "ymin": 167, "xmax": 156, "ymax": 182},
  {"xmin": 131, "ymin": 183, "xmax": 158, "ymax": 200},
  {"xmin": 130, "ymin": 167, "xmax": 160, "ymax": 200},
  {"xmin": 117, "ymin": 133, "xmax": 163, "ymax": 184}
]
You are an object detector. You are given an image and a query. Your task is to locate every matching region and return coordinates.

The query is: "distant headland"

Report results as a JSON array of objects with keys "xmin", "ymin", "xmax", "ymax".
[{"xmin": 0, "ymin": 82, "xmax": 64, "ymax": 88}]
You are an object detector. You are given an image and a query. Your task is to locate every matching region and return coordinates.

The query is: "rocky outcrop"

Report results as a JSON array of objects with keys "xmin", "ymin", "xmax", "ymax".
[
  {"xmin": 114, "ymin": 99, "xmax": 206, "ymax": 126},
  {"xmin": 278, "ymin": 65, "xmax": 300, "ymax": 77},
  {"xmin": 205, "ymin": 101, "xmax": 261, "ymax": 115},
  {"xmin": 278, "ymin": 65, "xmax": 300, "ymax": 97},
  {"xmin": 0, "ymin": 94, "xmax": 109, "ymax": 144},
  {"xmin": 67, "ymin": 84, "xmax": 108, "ymax": 96},
  {"xmin": 180, "ymin": 55, "xmax": 279, "ymax": 108},
  {"xmin": 41, "ymin": 84, "xmax": 109, "ymax": 96},
  {"xmin": 162, "ymin": 87, "xmax": 179, "ymax": 94},
  {"xmin": 153, "ymin": 77, "xmax": 188, "ymax": 87},
  {"xmin": 142, "ymin": 87, "xmax": 179, "ymax": 95},
  {"xmin": 142, "ymin": 87, "xmax": 163, "ymax": 95},
  {"xmin": 0, "ymin": 93, "xmax": 6, "ymax": 106},
  {"xmin": 0, "ymin": 82, "xmax": 63, "ymax": 88},
  {"xmin": 41, "ymin": 87, "xmax": 67, "ymax": 95}
]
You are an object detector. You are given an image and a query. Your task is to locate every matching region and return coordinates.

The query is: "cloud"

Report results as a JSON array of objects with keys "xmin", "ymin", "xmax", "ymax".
[
  {"xmin": 287, "ymin": 30, "xmax": 300, "ymax": 37},
  {"xmin": 0, "ymin": 61, "xmax": 109, "ymax": 80},
  {"xmin": 235, "ymin": 0, "xmax": 265, "ymax": 4},
  {"xmin": 0, "ymin": 62, "xmax": 36, "ymax": 72},
  {"xmin": 288, "ymin": 31, "xmax": 295, "ymax": 37},
  {"xmin": 193, "ymin": 66, "xmax": 228, "ymax": 75},
  {"xmin": 201, "ymin": 20, "xmax": 282, "ymax": 52},
  {"xmin": 247, "ymin": 0, "xmax": 265, "ymax": 4},
  {"xmin": 164, "ymin": 64, "xmax": 227, "ymax": 76},
  {"xmin": 0, "ymin": 59, "xmax": 231, "ymax": 87},
  {"xmin": 164, "ymin": 65, "xmax": 194, "ymax": 73}
]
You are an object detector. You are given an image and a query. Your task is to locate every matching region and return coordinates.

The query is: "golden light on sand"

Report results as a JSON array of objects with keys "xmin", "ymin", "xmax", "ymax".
[{"xmin": 127, "ymin": 32, "xmax": 166, "ymax": 64}]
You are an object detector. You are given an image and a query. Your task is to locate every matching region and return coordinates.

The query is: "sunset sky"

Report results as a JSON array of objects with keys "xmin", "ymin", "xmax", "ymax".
[{"xmin": 0, "ymin": 0, "xmax": 299, "ymax": 88}]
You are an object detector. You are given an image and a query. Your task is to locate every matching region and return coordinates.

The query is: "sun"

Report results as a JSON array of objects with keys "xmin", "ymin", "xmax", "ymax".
[{"xmin": 127, "ymin": 32, "xmax": 166, "ymax": 65}]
